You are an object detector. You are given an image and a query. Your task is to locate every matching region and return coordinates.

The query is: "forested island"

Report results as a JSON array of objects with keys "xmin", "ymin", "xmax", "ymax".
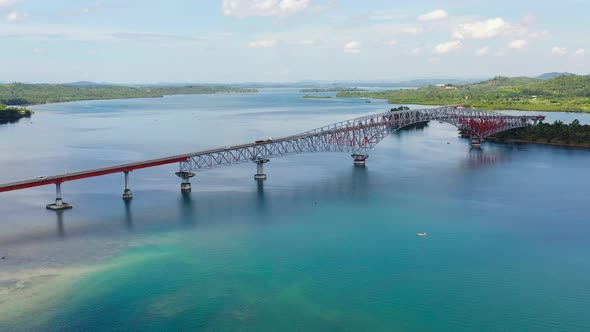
[
  {"xmin": 0, "ymin": 104, "xmax": 32, "ymax": 124},
  {"xmin": 491, "ymin": 120, "xmax": 590, "ymax": 147},
  {"xmin": 303, "ymin": 94, "xmax": 332, "ymax": 99},
  {"xmin": 301, "ymin": 87, "xmax": 367, "ymax": 93},
  {"xmin": 0, "ymin": 83, "xmax": 257, "ymax": 106},
  {"xmin": 337, "ymin": 75, "xmax": 590, "ymax": 113}
]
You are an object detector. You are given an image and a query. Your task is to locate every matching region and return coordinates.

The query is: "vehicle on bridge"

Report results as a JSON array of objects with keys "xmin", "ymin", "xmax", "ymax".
[{"xmin": 254, "ymin": 138, "xmax": 273, "ymax": 144}]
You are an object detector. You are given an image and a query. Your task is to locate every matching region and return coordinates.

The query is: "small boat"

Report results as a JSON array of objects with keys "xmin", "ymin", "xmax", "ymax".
[{"xmin": 416, "ymin": 232, "xmax": 428, "ymax": 237}]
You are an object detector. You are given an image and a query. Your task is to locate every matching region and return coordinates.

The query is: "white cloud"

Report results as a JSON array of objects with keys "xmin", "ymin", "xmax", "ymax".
[
  {"xmin": 410, "ymin": 47, "xmax": 421, "ymax": 55},
  {"xmin": 476, "ymin": 46, "xmax": 490, "ymax": 56},
  {"xmin": 418, "ymin": 9, "xmax": 448, "ymax": 21},
  {"xmin": 369, "ymin": 10, "xmax": 405, "ymax": 21},
  {"xmin": 551, "ymin": 46, "xmax": 567, "ymax": 56},
  {"xmin": 434, "ymin": 40, "xmax": 462, "ymax": 54},
  {"xmin": 574, "ymin": 48, "xmax": 586, "ymax": 56},
  {"xmin": 529, "ymin": 30, "xmax": 549, "ymax": 38},
  {"xmin": 6, "ymin": 10, "xmax": 28, "ymax": 23},
  {"xmin": 453, "ymin": 18, "xmax": 511, "ymax": 40},
  {"xmin": 222, "ymin": 0, "xmax": 310, "ymax": 17},
  {"xmin": 343, "ymin": 41, "xmax": 361, "ymax": 54},
  {"xmin": 508, "ymin": 39, "xmax": 527, "ymax": 49},
  {"xmin": 521, "ymin": 13, "xmax": 537, "ymax": 25},
  {"xmin": 248, "ymin": 39, "xmax": 277, "ymax": 48},
  {"xmin": 0, "ymin": 0, "xmax": 16, "ymax": 9},
  {"xmin": 279, "ymin": 0, "xmax": 309, "ymax": 13},
  {"xmin": 383, "ymin": 39, "xmax": 397, "ymax": 47}
]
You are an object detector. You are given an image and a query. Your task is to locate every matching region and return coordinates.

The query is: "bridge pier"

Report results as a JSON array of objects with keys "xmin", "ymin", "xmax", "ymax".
[
  {"xmin": 175, "ymin": 171, "xmax": 195, "ymax": 192},
  {"xmin": 351, "ymin": 154, "xmax": 369, "ymax": 166},
  {"xmin": 253, "ymin": 157, "xmax": 270, "ymax": 180},
  {"xmin": 470, "ymin": 137, "xmax": 482, "ymax": 147},
  {"xmin": 46, "ymin": 182, "xmax": 72, "ymax": 210},
  {"xmin": 122, "ymin": 171, "xmax": 133, "ymax": 200}
]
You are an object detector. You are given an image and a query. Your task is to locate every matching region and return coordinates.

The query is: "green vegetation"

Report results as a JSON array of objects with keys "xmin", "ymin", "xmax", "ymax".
[
  {"xmin": 337, "ymin": 75, "xmax": 590, "ymax": 113},
  {"xmin": 303, "ymin": 94, "xmax": 332, "ymax": 99},
  {"xmin": 0, "ymin": 104, "xmax": 32, "ymax": 124},
  {"xmin": 390, "ymin": 106, "xmax": 410, "ymax": 112},
  {"xmin": 492, "ymin": 120, "xmax": 590, "ymax": 147},
  {"xmin": 300, "ymin": 87, "xmax": 367, "ymax": 93},
  {"xmin": 0, "ymin": 83, "xmax": 257, "ymax": 106}
]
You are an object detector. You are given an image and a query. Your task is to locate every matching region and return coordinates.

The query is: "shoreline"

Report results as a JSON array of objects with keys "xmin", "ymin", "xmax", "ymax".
[
  {"xmin": 17, "ymin": 90, "xmax": 258, "ymax": 108},
  {"xmin": 337, "ymin": 94, "xmax": 590, "ymax": 114},
  {"xmin": 485, "ymin": 137, "xmax": 590, "ymax": 149}
]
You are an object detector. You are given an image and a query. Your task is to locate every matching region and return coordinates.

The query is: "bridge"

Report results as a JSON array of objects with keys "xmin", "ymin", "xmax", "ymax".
[{"xmin": 0, "ymin": 106, "xmax": 544, "ymax": 210}]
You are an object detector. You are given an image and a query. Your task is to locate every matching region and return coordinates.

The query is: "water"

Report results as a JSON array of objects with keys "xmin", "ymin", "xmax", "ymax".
[{"xmin": 1, "ymin": 89, "xmax": 589, "ymax": 331}]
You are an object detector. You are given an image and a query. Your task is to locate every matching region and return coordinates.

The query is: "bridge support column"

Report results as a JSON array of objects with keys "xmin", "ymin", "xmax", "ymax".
[
  {"xmin": 253, "ymin": 157, "xmax": 270, "ymax": 180},
  {"xmin": 46, "ymin": 182, "xmax": 72, "ymax": 210},
  {"xmin": 470, "ymin": 137, "xmax": 482, "ymax": 147},
  {"xmin": 351, "ymin": 154, "xmax": 369, "ymax": 166},
  {"xmin": 122, "ymin": 171, "xmax": 133, "ymax": 200},
  {"xmin": 175, "ymin": 171, "xmax": 195, "ymax": 192}
]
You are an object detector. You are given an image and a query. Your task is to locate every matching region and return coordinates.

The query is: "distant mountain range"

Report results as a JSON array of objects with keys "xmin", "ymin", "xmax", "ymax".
[{"xmin": 2, "ymin": 72, "xmax": 586, "ymax": 88}]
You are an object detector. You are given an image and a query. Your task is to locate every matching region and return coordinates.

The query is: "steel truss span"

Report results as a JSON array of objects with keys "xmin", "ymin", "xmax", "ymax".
[{"xmin": 179, "ymin": 106, "xmax": 544, "ymax": 172}]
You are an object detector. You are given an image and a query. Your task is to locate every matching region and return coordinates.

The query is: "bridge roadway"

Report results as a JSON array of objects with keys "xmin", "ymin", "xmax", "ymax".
[
  {"xmin": 0, "ymin": 106, "xmax": 545, "ymax": 209},
  {"xmin": 0, "ymin": 133, "xmax": 313, "ymax": 193}
]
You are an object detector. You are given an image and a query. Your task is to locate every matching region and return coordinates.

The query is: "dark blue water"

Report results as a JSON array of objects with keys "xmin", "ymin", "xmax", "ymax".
[{"xmin": 0, "ymin": 89, "xmax": 589, "ymax": 331}]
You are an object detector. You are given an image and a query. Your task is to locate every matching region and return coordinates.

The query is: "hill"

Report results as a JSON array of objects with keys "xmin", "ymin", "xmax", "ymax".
[
  {"xmin": 535, "ymin": 72, "xmax": 576, "ymax": 80},
  {"xmin": 337, "ymin": 75, "xmax": 590, "ymax": 113}
]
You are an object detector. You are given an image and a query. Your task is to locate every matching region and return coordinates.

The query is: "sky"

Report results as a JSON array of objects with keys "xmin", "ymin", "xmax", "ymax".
[{"xmin": 1, "ymin": 0, "xmax": 589, "ymax": 83}]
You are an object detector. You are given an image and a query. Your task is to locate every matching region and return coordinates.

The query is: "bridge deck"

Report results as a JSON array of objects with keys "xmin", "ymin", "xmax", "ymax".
[{"xmin": 0, "ymin": 132, "xmax": 315, "ymax": 193}]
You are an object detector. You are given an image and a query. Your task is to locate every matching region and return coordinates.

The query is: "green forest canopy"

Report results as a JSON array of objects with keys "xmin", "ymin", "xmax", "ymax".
[
  {"xmin": 494, "ymin": 119, "xmax": 590, "ymax": 146},
  {"xmin": 0, "ymin": 104, "xmax": 32, "ymax": 124},
  {"xmin": 0, "ymin": 83, "xmax": 257, "ymax": 106},
  {"xmin": 337, "ymin": 75, "xmax": 590, "ymax": 112}
]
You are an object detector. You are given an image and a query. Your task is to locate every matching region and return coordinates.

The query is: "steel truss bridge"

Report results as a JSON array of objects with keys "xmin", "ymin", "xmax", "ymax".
[
  {"xmin": 179, "ymin": 106, "xmax": 544, "ymax": 171},
  {"xmin": 0, "ymin": 106, "xmax": 544, "ymax": 209}
]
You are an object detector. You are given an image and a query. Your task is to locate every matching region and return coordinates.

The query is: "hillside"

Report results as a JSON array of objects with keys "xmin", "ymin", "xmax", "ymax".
[{"xmin": 337, "ymin": 75, "xmax": 590, "ymax": 112}]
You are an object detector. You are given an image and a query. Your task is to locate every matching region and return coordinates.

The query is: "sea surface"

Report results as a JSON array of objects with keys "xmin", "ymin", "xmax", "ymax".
[{"xmin": 0, "ymin": 89, "xmax": 589, "ymax": 331}]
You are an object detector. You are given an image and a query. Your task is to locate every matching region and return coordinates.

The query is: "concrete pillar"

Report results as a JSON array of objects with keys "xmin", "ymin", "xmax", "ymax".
[
  {"xmin": 351, "ymin": 154, "xmax": 369, "ymax": 166},
  {"xmin": 470, "ymin": 137, "xmax": 482, "ymax": 147},
  {"xmin": 122, "ymin": 171, "xmax": 133, "ymax": 200},
  {"xmin": 175, "ymin": 171, "xmax": 195, "ymax": 192},
  {"xmin": 253, "ymin": 157, "xmax": 270, "ymax": 180},
  {"xmin": 46, "ymin": 182, "xmax": 72, "ymax": 210}
]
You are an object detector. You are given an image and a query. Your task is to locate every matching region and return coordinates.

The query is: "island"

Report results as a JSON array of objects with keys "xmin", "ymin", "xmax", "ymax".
[
  {"xmin": 303, "ymin": 94, "xmax": 332, "ymax": 99},
  {"xmin": 0, "ymin": 83, "xmax": 257, "ymax": 106},
  {"xmin": 337, "ymin": 75, "xmax": 590, "ymax": 113},
  {"xmin": 0, "ymin": 104, "xmax": 32, "ymax": 124},
  {"xmin": 300, "ymin": 87, "xmax": 367, "ymax": 93}
]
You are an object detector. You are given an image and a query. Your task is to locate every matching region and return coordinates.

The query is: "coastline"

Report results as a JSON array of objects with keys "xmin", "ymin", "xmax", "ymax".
[
  {"xmin": 336, "ymin": 94, "xmax": 590, "ymax": 113},
  {"xmin": 485, "ymin": 137, "xmax": 590, "ymax": 149},
  {"xmin": 17, "ymin": 90, "xmax": 258, "ymax": 108}
]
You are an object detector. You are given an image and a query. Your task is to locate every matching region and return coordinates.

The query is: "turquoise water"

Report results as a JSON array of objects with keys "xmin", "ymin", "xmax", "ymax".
[{"xmin": 0, "ymin": 89, "xmax": 589, "ymax": 331}]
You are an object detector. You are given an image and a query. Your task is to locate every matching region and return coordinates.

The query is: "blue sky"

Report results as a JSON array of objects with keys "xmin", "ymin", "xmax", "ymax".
[{"xmin": 1, "ymin": 0, "xmax": 588, "ymax": 83}]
